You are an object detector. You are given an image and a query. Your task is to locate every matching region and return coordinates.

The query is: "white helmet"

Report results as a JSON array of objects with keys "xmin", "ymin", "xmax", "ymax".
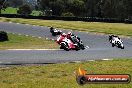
[
  {"xmin": 68, "ymin": 31, "xmax": 72, "ymax": 35},
  {"xmin": 61, "ymin": 33, "xmax": 66, "ymax": 37}
]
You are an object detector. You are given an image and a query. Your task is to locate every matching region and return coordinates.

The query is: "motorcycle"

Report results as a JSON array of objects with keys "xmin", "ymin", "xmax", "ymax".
[
  {"xmin": 56, "ymin": 36, "xmax": 80, "ymax": 51},
  {"xmin": 50, "ymin": 28, "xmax": 62, "ymax": 36},
  {"xmin": 58, "ymin": 37, "xmax": 80, "ymax": 51},
  {"xmin": 70, "ymin": 35, "xmax": 85, "ymax": 50},
  {"xmin": 111, "ymin": 37, "xmax": 124, "ymax": 49}
]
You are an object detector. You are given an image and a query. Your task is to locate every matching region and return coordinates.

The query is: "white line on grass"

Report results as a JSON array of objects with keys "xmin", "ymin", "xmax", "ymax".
[
  {"xmin": 87, "ymin": 60, "xmax": 95, "ymax": 62},
  {"xmin": 72, "ymin": 61, "xmax": 81, "ymax": 63},
  {"xmin": 102, "ymin": 59, "xmax": 113, "ymax": 61},
  {"xmin": 18, "ymin": 34, "xmax": 22, "ymax": 35},
  {"xmin": 25, "ymin": 35, "xmax": 29, "ymax": 37},
  {"xmin": 25, "ymin": 24, "xmax": 29, "ymax": 25},
  {"xmin": 32, "ymin": 36, "xmax": 35, "ymax": 37},
  {"xmin": 9, "ymin": 22, "xmax": 12, "ymax": 23}
]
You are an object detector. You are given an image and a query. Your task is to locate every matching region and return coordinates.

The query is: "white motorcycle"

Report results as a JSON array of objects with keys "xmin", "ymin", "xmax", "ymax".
[
  {"xmin": 50, "ymin": 28, "xmax": 62, "ymax": 36},
  {"xmin": 111, "ymin": 37, "xmax": 124, "ymax": 49}
]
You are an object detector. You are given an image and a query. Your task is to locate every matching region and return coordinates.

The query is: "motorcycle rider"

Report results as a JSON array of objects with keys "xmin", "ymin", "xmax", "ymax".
[
  {"xmin": 109, "ymin": 35, "xmax": 113, "ymax": 43},
  {"xmin": 50, "ymin": 26, "xmax": 54, "ymax": 33},
  {"xmin": 50, "ymin": 26, "xmax": 58, "ymax": 32},
  {"xmin": 109, "ymin": 35, "xmax": 122, "ymax": 45},
  {"xmin": 109, "ymin": 35, "xmax": 119, "ymax": 42},
  {"xmin": 50, "ymin": 26, "xmax": 53, "ymax": 29},
  {"xmin": 67, "ymin": 32, "xmax": 80, "ymax": 44},
  {"xmin": 56, "ymin": 32, "xmax": 85, "ymax": 50},
  {"xmin": 67, "ymin": 31, "xmax": 85, "ymax": 50},
  {"xmin": 56, "ymin": 33, "xmax": 67, "ymax": 44},
  {"xmin": 50, "ymin": 26, "xmax": 62, "ymax": 36},
  {"xmin": 57, "ymin": 32, "xmax": 80, "ymax": 44}
]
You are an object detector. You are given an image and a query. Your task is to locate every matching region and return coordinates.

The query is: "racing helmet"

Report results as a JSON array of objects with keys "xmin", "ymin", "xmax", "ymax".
[
  {"xmin": 68, "ymin": 31, "xmax": 72, "ymax": 36},
  {"xmin": 50, "ymin": 27, "xmax": 53, "ymax": 30},
  {"xmin": 61, "ymin": 33, "xmax": 66, "ymax": 37}
]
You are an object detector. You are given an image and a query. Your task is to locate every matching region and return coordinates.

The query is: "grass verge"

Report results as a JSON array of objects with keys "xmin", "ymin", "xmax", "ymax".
[
  {"xmin": 0, "ymin": 33, "xmax": 58, "ymax": 50},
  {"xmin": 0, "ymin": 17, "xmax": 132, "ymax": 37},
  {"xmin": 1, "ymin": 7, "xmax": 42, "ymax": 16},
  {"xmin": 0, "ymin": 58, "xmax": 132, "ymax": 88}
]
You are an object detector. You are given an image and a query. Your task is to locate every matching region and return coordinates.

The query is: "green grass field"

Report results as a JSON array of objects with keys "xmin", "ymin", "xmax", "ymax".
[
  {"xmin": 0, "ymin": 58, "xmax": 132, "ymax": 88},
  {"xmin": 1, "ymin": 7, "xmax": 42, "ymax": 16},
  {"xmin": 0, "ymin": 17, "xmax": 132, "ymax": 37},
  {"xmin": 0, "ymin": 18, "xmax": 132, "ymax": 88},
  {"xmin": 0, "ymin": 33, "xmax": 58, "ymax": 50}
]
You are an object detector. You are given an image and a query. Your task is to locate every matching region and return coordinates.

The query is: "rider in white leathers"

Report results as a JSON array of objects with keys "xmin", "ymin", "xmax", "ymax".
[
  {"xmin": 109, "ymin": 35, "xmax": 121, "ymax": 44},
  {"xmin": 112, "ymin": 37, "xmax": 121, "ymax": 44},
  {"xmin": 109, "ymin": 35, "xmax": 124, "ymax": 49}
]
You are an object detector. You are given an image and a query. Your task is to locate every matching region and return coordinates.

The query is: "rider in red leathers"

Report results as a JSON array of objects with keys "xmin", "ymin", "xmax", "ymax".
[
  {"xmin": 56, "ymin": 33, "xmax": 67, "ymax": 44},
  {"xmin": 67, "ymin": 32, "xmax": 80, "ymax": 43}
]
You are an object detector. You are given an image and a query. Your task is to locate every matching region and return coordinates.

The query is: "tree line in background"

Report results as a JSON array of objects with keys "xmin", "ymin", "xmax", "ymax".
[
  {"xmin": 0, "ymin": 0, "xmax": 132, "ymax": 19},
  {"xmin": 37, "ymin": 0, "xmax": 132, "ymax": 19},
  {"xmin": 0, "ymin": 0, "xmax": 34, "ymax": 15}
]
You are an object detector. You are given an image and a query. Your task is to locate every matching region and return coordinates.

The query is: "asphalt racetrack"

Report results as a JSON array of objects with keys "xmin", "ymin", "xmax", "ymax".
[{"xmin": 0, "ymin": 22, "xmax": 132, "ymax": 65}]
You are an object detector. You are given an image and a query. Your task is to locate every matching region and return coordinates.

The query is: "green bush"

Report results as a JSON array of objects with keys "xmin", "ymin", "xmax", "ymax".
[{"xmin": 0, "ymin": 31, "xmax": 8, "ymax": 42}]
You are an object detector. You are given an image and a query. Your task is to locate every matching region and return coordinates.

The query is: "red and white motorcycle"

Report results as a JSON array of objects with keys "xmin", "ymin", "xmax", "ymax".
[{"xmin": 57, "ymin": 35, "xmax": 80, "ymax": 51}]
